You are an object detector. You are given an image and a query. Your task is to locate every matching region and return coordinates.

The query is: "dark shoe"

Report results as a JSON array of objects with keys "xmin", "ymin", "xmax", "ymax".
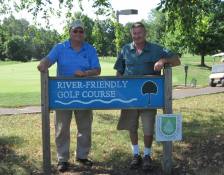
[
  {"xmin": 76, "ymin": 158, "xmax": 93, "ymax": 167},
  {"xmin": 57, "ymin": 162, "xmax": 69, "ymax": 172},
  {"xmin": 142, "ymin": 155, "xmax": 153, "ymax": 171},
  {"xmin": 130, "ymin": 154, "xmax": 142, "ymax": 169}
]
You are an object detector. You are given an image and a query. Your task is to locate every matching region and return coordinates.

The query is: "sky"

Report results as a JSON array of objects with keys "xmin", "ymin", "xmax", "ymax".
[{"xmin": 13, "ymin": 0, "xmax": 161, "ymax": 33}]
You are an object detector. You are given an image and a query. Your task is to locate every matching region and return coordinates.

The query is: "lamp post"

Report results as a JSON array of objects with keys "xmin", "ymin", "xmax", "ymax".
[
  {"xmin": 116, "ymin": 9, "xmax": 138, "ymax": 23},
  {"xmin": 115, "ymin": 9, "xmax": 138, "ymax": 56}
]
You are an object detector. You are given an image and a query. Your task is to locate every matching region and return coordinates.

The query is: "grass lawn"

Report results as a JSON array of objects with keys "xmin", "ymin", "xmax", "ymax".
[
  {"xmin": 0, "ymin": 59, "xmax": 115, "ymax": 107},
  {"xmin": 0, "ymin": 54, "xmax": 222, "ymax": 107},
  {"xmin": 0, "ymin": 93, "xmax": 223, "ymax": 174}
]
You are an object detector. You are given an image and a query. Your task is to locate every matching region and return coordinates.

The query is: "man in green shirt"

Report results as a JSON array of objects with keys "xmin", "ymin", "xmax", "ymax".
[{"xmin": 114, "ymin": 22, "xmax": 180, "ymax": 171}]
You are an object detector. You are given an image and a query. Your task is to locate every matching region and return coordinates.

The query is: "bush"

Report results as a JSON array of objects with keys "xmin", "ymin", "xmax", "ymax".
[{"xmin": 4, "ymin": 35, "xmax": 32, "ymax": 62}]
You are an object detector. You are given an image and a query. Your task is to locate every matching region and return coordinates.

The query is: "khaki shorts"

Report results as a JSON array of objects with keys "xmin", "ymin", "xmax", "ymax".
[{"xmin": 117, "ymin": 109, "xmax": 156, "ymax": 135}]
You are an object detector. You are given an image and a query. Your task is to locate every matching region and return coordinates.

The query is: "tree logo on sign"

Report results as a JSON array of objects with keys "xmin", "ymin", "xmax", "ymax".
[{"xmin": 142, "ymin": 81, "xmax": 158, "ymax": 104}]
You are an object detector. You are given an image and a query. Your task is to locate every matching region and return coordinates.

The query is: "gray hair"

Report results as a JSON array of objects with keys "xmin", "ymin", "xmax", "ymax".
[{"xmin": 130, "ymin": 22, "xmax": 146, "ymax": 32}]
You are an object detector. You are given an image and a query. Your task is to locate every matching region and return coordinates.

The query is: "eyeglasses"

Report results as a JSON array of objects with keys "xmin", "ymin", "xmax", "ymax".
[{"xmin": 72, "ymin": 30, "xmax": 84, "ymax": 34}]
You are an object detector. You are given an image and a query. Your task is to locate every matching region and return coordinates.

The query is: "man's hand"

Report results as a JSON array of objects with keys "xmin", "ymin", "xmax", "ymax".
[
  {"xmin": 37, "ymin": 57, "xmax": 51, "ymax": 72},
  {"xmin": 74, "ymin": 70, "xmax": 87, "ymax": 77},
  {"xmin": 154, "ymin": 59, "xmax": 166, "ymax": 71},
  {"xmin": 154, "ymin": 56, "xmax": 181, "ymax": 71},
  {"xmin": 37, "ymin": 61, "xmax": 48, "ymax": 72},
  {"xmin": 75, "ymin": 69, "xmax": 101, "ymax": 77}
]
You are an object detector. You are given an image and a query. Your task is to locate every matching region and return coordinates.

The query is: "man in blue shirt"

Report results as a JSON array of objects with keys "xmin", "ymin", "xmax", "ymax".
[
  {"xmin": 37, "ymin": 20, "xmax": 101, "ymax": 172},
  {"xmin": 114, "ymin": 22, "xmax": 180, "ymax": 171}
]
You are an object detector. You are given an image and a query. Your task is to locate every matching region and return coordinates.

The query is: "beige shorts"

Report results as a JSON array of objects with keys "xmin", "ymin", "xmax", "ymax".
[{"xmin": 117, "ymin": 109, "xmax": 156, "ymax": 135}]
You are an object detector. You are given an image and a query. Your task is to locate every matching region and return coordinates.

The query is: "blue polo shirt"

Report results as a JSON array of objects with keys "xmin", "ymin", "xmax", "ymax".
[
  {"xmin": 114, "ymin": 42, "xmax": 175, "ymax": 75},
  {"xmin": 47, "ymin": 40, "xmax": 100, "ymax": 77}
]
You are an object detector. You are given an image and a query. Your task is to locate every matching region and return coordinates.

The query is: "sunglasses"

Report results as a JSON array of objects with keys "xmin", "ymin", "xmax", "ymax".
[{"xmin": 72, "ymin": 30, "xmax": 84, "ymax": 34}]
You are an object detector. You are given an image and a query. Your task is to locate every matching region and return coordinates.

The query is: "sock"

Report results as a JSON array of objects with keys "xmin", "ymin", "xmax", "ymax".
[
  {"xmin": 132, "ymin": 144, "xmax": 140, "ymax": 155},
  {"xmin": 144, "ymin": 147, "xmax": 151, "ymax": 157}
]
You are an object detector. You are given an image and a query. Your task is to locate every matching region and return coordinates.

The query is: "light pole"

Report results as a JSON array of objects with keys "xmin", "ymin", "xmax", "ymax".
[
  {"xmin": 115, "ymin": 9, "xmax": 138, "ymax": 56},
  {"xmin": 116, "ymin": 9, "xmax": 138, "ymax": 23}
]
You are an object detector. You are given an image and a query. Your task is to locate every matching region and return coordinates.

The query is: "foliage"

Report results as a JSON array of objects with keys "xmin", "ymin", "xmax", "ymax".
[
  {"xmin": 0, "ymin": 15, "xmax": 30, "ymax": 60},
  {"xmin": 158, "ymin": 0, "xmax": 224, "ymax": 66},
  {"xmin": 24, "ymin": 26, "xmax": 60, "ymax": 60},
  {"xmin": 122, "ymin": 23, "xmax": 132, "ymax": 46},
  {"xmin": 0, "ymin": 26, "xmax": 7, "ymax": 60},
  {"xmin": 98, "ymin": 19, "xmax": 116, "ymax": 56},
  {"xmin": 4, "ymin": 35, "xmax": 31, "ymax": 61},
  {"xmin": 59, "ymin": 13, "xmax": 116, "ymax": 56},
  {"xmin": 0, "ymin": 0, "xmax": 111, "ymax": 21},
  {"xmin": 92, "ymin": 20, "xmax": 104, "ymax": 55},
  {"xmin": 1, "ymin": 15, "xmax": 29, "ymax": 37},
  {"xmin": 146, "ymin": 10, "xmax": 166, "ymax": 44},
  {"xmin": 113, "ymin": 22, "xmax": 132, "ymax": 55},
  {"xmin": 114, "ymin": 22, "xmax": 123, "ymax": 55},
  {"xmin": 0, "ymin": 15, "xmax": 60, "ymax": 61}
]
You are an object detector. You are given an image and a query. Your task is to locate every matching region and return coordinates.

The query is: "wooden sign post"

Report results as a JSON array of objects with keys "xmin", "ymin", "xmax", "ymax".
[
  {"xmin": 41, "ymin": 71, "xmax": 51, "ymax": 175},
  {"xmin": 163, "ymin": 65, "xmax": 173, "ymax": 175},
  {"xmin": 40, "ymin": 65, "xmax": 173, "ymax": 175}
]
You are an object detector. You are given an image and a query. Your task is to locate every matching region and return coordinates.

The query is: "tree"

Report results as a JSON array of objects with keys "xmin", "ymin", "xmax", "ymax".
[
  {"xmin": 146, "ymin": 10, "xmax": 166, "ymax": 44},
  {"xmin": 99, "ymin": 19, "xmax": 116, "ymax": 56},
  {"xmin": 92, "ymin": 20, "xmax": 104, "ymax": 55},
  {"xmin": 0, "ymin": 25, "xmax": 8, "ymax": 60},
  {"xmin": 114, "ymin": 21, "xmax": 133, "ymax": 55},
  {"xmin": 122, "ymin": 23, "xmax": 132, "ymax": 46},
  {"xmin": 0, "ymin": 15, "xmax": 61, "ymax": 61},
  {"xmin": 0, "ymin": 0, "xmax": 111, "ymax": 20},
  {"xmin": 0, "ymin": 16, "xmax": 31, "ymax": 61},
  {"xmin": 24, "ymin": 26, "xmax": 61, "ymax": 60},
  {"xmin": 4, "ymin": 35, "xmax": 32, "ymax": 61},
  {"xmin": 186, "ymin": 8, "xmax": 224, "ymax": 66},
  {"xmin": 158, "ymin": 0, "xmax": 224, "ymax": 66},
  {"xmin": 1, "ymin": 15, "xmax": 29, "ymax": 37},
  {"xmin": 114, "ymin": 22, "xmax": 123, "ymax": 55}
]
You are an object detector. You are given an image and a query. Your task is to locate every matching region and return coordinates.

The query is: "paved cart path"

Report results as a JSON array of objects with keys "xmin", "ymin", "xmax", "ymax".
[{"xmin": 0, "ymin": 86, "xmax": 223, "ymax": 115}]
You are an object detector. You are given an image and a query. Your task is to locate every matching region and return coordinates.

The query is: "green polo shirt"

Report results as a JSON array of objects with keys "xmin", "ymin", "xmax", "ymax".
[{"xmin": 114, "ymin": 42, "xmax": 175, "ymax": 75}]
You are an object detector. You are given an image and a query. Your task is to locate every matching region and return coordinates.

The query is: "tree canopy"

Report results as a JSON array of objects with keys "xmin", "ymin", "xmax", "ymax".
[
  {"xmin": 0, "ymin": 0, "xmax": 111, "ymax": 20},
  {"xmin": 0, "ymin": 15, "xmax": 60, "ymax": 61},
  {"xmin": 1, "ymin": 0, "xmax": 224, "ymax": 66},
  {"xmin": 158, "ymin": 0, "xmax": 224, "ymax": 66}
]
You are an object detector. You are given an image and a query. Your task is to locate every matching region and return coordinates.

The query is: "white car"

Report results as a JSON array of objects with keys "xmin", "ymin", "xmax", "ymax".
[{"xmin": 209, "ymin": 64, "xmax": 224, "ymax": 87}]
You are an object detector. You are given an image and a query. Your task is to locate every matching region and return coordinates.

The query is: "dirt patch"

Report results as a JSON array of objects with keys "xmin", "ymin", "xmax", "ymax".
[{"xmin": 173, "ymin": 134, "xmax": 224, "ymax": 175}]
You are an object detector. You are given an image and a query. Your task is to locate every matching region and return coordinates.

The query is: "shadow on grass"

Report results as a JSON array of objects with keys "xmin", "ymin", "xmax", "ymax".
[
  {"xmin": 196, "ymin": 64, "xmax": 211, "ymax": 69},
  {"xmin": 181, "ymin": 111, "xmax": 224, "ymax": 138},
  {"xmin": 56, "ymin": 150, "xmax": 164, "ymax": 175},
  {"xmin": 171, "ymin": 108, "xmax": 224, "ymax": 175},
  {"xmin": 0, "ymin": 136, "xmax": 41, "ymax": 175},
  {"xmin": 97, "ymin": 113, "xmax": 118, "ymax": 124},
  {"xmin": 173, "ymin": 134, "xmax": 224, "ymax": 175}
]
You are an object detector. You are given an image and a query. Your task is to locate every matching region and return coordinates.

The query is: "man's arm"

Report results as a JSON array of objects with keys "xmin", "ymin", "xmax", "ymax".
[
  {"xmin": 116, "ymin": 71, "xmax": 123, "ymax": 76},
  {"xmin": 37, "ymin": 57, "xmax": 52, "ymax": 72},
  {"xmin": 75, "ymin": 68, "xmax": 101, "ymax": 77},
  {"xmin": 154, "ymin": 55, "xmax": 181, "ymax": 71}
]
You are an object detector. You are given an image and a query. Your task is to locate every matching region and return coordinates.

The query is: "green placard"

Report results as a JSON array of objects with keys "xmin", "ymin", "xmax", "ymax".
[{"xmin": 156, "ymin": 114, "xmax": 182, "ymax": 141}]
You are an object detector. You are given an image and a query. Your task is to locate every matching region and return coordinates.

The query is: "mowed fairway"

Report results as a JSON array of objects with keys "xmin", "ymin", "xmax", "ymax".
[
  {"xmin": 0, "ymin": 60, "xmax": 115, "ymax": 107},
  {"xmin": 0, "ymin": 54, "xmax": 220, "ymax": 107}
]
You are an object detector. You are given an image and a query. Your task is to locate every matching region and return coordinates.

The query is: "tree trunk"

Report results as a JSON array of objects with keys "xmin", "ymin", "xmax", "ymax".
[{"xmin": 201, "ymin": 54, "xmax": 205, "ymax": 66}]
